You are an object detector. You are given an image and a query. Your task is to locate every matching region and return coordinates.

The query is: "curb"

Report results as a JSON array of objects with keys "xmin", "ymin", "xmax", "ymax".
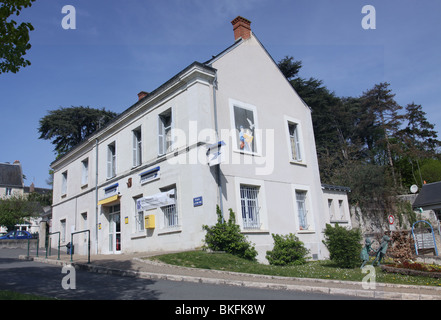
[{"xmin": 19, "ymin": 255, "xmax": 441, "ymax": 300}]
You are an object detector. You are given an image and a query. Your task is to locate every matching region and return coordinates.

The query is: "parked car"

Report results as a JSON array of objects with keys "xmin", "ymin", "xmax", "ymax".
[{"xmin": 0, "ymin": 230, "xmax": 33, "ymax": 240}]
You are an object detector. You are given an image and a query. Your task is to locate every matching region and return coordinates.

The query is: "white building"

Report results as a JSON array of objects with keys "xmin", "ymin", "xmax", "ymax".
[{"xmin": 50, "ymin": 16, "xmax": 351, "ymax": 261}]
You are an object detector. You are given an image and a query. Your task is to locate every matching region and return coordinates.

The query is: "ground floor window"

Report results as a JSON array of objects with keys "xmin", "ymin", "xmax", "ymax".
[
  {"xmin": 240, "ymin": 185, "xmax": 260, "ymax": 229},
  {"xmin": 296, "ymin": 190, "xmax": 308, "ymax": 230}
]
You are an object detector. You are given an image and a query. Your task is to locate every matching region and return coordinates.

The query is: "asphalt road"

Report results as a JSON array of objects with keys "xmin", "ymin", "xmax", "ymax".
[{"xmin": 0, "ymin": 248, "xmax": 362, "ymax": 301}]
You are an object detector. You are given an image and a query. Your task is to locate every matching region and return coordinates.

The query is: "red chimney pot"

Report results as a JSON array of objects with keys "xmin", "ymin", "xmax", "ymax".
[{"xmin": 231, "ymin": 16, "xmax": 252, "ymax": 41}]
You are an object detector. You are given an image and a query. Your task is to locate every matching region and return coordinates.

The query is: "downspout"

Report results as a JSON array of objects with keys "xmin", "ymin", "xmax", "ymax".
[
  {"xmin": 212, "ymin": 72, "xmax": 224, "ymax": 222},
  {"xmin": 95, "ymin": 138, "xmax": 99, "ymax": 254}
]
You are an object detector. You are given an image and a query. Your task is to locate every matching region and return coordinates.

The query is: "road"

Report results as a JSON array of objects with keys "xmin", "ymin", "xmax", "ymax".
[{"xmin": 0, "ymin": 248, "xmax": 363, "ymax": 301}]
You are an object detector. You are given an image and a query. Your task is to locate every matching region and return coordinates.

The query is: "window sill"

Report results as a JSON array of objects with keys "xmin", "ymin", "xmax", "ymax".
[
  {"xmin": 297, "ymin": 229, "xmax": 316, "ymax": 234},
  {"xmin": 157, "ymin": 227, "xmax": 182, "ymax": 236},
  {"xmin": 233, "ymin": 149, "xmax": 262, "ymax": 157},
  {"xmin": 131, "ymin": 231, "xmax": 147, "ymax": 239},
  {"xmin": 330, "ymin": 220, "xmax": 349, "ymax": 224},
  {"xmin": 289, "ymin": 160, "xmax": 307, "ymax": 167},
  {"xmin": 241, "ymin": 229, "xmax": 270, "ymax": 234}
]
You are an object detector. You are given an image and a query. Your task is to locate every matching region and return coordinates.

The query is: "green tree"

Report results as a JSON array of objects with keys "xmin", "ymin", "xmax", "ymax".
[
  {"xmin": 266, "ymin": 233, "xmax": 309, "ymax": 266},
  {"xmin": 203, "ymin": 206, "xmax": 258, "ymax": 261},
  {"xmin": 360, "ymin": 83, "xmax": 403, "ymax": 185},
  {"xmin": 0, "ymin": 194, "xmax": 41, "ymax": 230},
  {"xmin": 38, "ymin": 106, "xmax": 118, "ymax": 156},
  {"xmin": 322, "ymin": 223, "xmax": 362, "ymax": 268},
  {"xmin": 0, "ymin": 0, "xmax": 36, "ymax": 74}
]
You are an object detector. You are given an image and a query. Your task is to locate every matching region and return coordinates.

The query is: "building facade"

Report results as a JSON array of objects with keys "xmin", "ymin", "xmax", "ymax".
[{"xmin": 50, "ymin": 17, "xmax": 351, "ymax": 261}]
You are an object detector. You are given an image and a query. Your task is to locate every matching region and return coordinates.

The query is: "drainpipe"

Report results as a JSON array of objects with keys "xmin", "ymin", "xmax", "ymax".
[
  {"xmin": 212, "ymin": 72, "xmax": 224, "ymax": 223},
  {"xmin": 95, "ymin": 138, "xmax": 99, "ymax": 254}
]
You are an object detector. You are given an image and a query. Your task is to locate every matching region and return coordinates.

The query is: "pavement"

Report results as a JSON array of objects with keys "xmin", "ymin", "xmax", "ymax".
[{"xmin": 18, "ymin": 249, "xmax": 441, "ymax": 300}]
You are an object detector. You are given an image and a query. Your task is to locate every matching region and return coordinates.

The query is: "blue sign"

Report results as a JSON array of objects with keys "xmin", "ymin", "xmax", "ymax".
[{"xmin": 193, "ymin": 196, "xmax": 203, "ymax": 207}]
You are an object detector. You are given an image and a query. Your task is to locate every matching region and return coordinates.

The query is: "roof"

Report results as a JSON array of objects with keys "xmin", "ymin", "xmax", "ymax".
[
  {"xmin": 321, "ymin": 184, "xmax": 351, "ymax": 193},
  {"xmin": 0, "ymin": 163, "xmax": 23, "ymax": 188},
  {"xmin": 413, "ymin": 182, "xmax": 441, "ymax": 209},
  {"xmin": 51, "ymin": 61, "xmax": 216, "ymax": 168}
]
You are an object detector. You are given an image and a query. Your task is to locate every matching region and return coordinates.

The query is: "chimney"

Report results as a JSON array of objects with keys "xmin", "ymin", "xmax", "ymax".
[
  {"xmin": 138, "ymin": 91, "xmax": 149, "ymax": 101},
  {"xmin": 13, "ymin": 160, "xmax": 20, "ymax": 165},
  {"xmin": 231, "ymin": 16, "xmax": 252, "ymax": 41}
]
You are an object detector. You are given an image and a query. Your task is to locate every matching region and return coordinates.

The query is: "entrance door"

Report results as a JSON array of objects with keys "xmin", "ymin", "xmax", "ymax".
[{"xmin": 108, "ymin": 204, "xmax": 121, "ymax": 254}]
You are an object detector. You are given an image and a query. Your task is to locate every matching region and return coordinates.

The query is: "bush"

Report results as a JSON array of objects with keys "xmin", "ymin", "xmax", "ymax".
[
  {"xmin": 266, "ymin": 233, "xmax": 310, "ymax": 266},
  {"xmin": 203, "ymin": 206, "xmax": 258, "ymax": 261},
  {"xmin": 322, "ymin": 223, "xmax": 362, "ymax": 268}
]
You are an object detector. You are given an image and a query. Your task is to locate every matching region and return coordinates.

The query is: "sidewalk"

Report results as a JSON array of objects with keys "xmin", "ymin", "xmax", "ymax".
[{"xmin": 20, "ymin": 250, "xmax": 441, "ymax": 300}]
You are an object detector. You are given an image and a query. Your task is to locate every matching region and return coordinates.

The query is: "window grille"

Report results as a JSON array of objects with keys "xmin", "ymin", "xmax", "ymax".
[
  {"xmin": 163, "ymin": 204, "xmax": 178, "ymax": 228},
  {"xmin": 240, "ymin": 185, "xmax": 260, "ymax": 229}
]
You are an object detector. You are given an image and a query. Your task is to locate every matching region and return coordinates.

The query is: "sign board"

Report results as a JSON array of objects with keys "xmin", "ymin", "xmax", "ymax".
[
  {"xmin": 193, "ymin": 196, "xmax": 203, "ymax": 207},
  {"xmin": 388, "ymin": 215, "xmax": 394, "ymax": 225},
  {"xmin": 137, "ymin": 189, "xmax": 175, "ymax": 211},
  {"xmin": 206, "ymin": 141, "xmax": 226, "ymax": 166}
]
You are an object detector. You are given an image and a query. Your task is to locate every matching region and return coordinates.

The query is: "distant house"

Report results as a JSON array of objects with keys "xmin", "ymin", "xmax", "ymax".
[
  {"xmin": 413, "ymin": 182, "xmax": 441, "ymax": 223},
  {"xmin": 0, "ymin": 160, "xmax": 52, "ymax": 235},
  {"xmin": 50, "ymin": 16, "xmax": 351, "ymax": 262}
]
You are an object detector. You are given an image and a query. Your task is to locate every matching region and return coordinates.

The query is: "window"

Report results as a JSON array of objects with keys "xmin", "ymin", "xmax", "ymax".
[
  {"xmin": 288, "ymin": 122, "xmax": 302, "ymax": 162},
  {"xmin": 158, "ymin": 109, "xmax": 172, "ymax": 156},
  {"xmin": 5, "ymin": 188, "xmax": 12, "ymax": 196},
  {"xmin": 107, "ymin": 142, "xmax": 116, "ymax": 179},
  {"xmin": 296, "ymin": 191, "xmax": 308, "ymax": 230},
  {"xmin": 133, "ymin": 127, "xmax": 142, "ymax": 167},
  {"xmin": 60, "ymin": 219, "xmax": 66, "ymax": 242},
  {"xmin": 81, "ymin": 158, "xmax": 89, "ymax": 186},
  {"xmin": 328, "ymin": 199, "xmax": 335, "ymax": 220},
  {"xmin": 61, "ymin": 171, "xmax": 68, "ymax": 195},
  {"xmin": 338, "ymin": 200, "xmax": 345, "ymax": 220},
  {"xmin": 134, "ymin": 196, "xmax": 144, "ymax": 232},
  {"xmin": 240, "ymin": 185, "xmax": 260, "ymax": 229},
  {"xmin": 161, "ymin": 186, "xmax": 178, "ymax": 228},
  {"xmin": 232, "ymin": 103, "xmax": 258, "ymax": 153}
]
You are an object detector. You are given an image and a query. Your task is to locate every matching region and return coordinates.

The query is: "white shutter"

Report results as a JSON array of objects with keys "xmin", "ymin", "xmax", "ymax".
[{"xmin": 158, "ymin": 116, "xmax": 165, "ymax": 155}]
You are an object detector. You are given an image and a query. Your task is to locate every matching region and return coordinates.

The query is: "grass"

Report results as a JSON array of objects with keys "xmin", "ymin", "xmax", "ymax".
[
  {"xmin": 0, "ymin": 290, "xmax": 56, "ymax": 300},
  {"xmin": 149, "ymin": 250, "xmax": 441, "ymax": 287}
]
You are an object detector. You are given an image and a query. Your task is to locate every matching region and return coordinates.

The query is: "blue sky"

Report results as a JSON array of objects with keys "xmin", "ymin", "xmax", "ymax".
[{"xmin": 1, "ymin": 0, "xmax": 440, "ymax": 188}]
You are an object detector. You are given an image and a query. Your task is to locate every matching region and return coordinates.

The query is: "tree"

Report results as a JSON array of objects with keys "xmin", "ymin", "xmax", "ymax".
[
  {"xmin": 0, "ymin": 194, "xmax": 41, "ymax": 230},
  {"xmin": 38, "ymin": 106, "xmax": 118, "ymax": 156},
  {"xmin": 0, "ymin": 0, "xmax": 36, "ymax": 74},
  {"xmin": 398, "ymin": 103, "xmax": 441, "ymax": 158},
  {"xmin": 360, "ymin": 83, "xmax": 403, "ymax": 185},
  {"xmin": 322, "ymin": 223, "xmax": 362, "ymax": 268}
]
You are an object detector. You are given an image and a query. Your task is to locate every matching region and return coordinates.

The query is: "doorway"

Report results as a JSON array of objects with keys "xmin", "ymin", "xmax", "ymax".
[{"xmin": 108, "ymin": 204, "xmax": 121, "ymax": 254}]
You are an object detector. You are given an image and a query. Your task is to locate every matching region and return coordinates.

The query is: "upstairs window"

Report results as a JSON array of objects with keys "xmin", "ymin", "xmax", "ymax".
[
  {"xmin": 61, "ymin": 171, "xmax": 68, "ymax": 196},
  {"xmin": 158, "ymin": 109, "xmax": 172, "ymax": 156},
  {"xmin": 288, "ymin": 122, "xmax": 302, "ymax": 162},
  {"xmin": 81, "ymin": 158, "xmax": 89, "ymax": 186},
  {"xmin": 107, "ymin": 142, "xmax": 116, "ymax": 179},
  {"xmin": 132, "ymin": 127, "xmax": 142, "ymax": 167}
]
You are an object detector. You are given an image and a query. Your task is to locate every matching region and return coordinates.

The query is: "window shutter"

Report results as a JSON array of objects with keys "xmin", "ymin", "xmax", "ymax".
[{"xmin": 158, "ymin": 116, "xmax": 165, "ymax": 155}]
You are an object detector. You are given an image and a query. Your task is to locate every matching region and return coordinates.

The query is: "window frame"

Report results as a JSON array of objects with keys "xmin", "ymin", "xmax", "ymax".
[
  {"xmin": 107, "ymin": 142, "xmax": 116, "ymax": 179},
  {"xmin": 81, "ymin": 158, "xmax": 89, "ymax": 186},
  {"xmin": 61, "ymin": 171, "xmax": 68, "ymax": 196},
  {"xmin": 284, "ymin": 116, "xmax": 306, "ymax": 164},
  {"xmin": 229, "ymin": 99, "xmax": 260, "ymax": 155},
  {"xmin": 132, "ymin": 127, "xmax": 142, "ymax": 167},
  {"xmin": 291, "ymin": 184, "xmax": 315, "ymax": 233},
  {"xmin": 158, "ymin": 109, "xmax": 173, "ymax": 156}
]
